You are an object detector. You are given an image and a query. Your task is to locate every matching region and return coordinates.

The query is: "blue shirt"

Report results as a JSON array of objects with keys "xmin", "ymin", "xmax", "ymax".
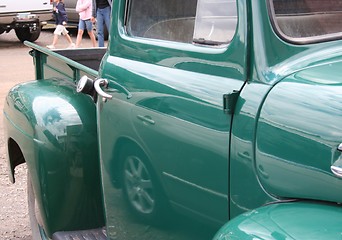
[{"xmin": 54, "ymin": 2, "xmax": 68, "ymax": 25}]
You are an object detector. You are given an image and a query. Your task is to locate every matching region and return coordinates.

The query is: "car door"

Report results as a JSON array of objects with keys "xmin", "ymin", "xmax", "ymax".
[
  {"xmin": 130, "ymin": 88, "xmax": 231, "ymax": 225},
  {"xmin": 96, "ymin": 0, "xmax": 248, "ymax": 239}
]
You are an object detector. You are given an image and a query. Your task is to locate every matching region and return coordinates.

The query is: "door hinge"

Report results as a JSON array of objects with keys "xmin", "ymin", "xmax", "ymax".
[{"xmin": 223, "ymin": 90, "xmax": 240, "ymax": 114}]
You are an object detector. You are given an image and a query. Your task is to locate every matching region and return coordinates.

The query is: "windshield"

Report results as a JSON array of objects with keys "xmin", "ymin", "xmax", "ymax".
[{"xmin": 270, "ymin": 0, "xmax": 342, "ymax": 43}]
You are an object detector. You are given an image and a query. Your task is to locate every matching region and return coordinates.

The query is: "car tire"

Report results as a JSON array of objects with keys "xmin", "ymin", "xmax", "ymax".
[
  {"xmin": 120, "ymin": 145, "xmax": 169, "ymax": 224},
  {"xmin": 27, "ymin": 171, "xmax": 43, "ymax": 240},
  {"xmin": 15, "ymin": 26, "xmax": 41, "ymax": 42}
]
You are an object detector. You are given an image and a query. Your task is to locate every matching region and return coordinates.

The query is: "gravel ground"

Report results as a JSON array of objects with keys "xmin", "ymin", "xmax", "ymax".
[{"xmin": 0, "ymin": 163, "xmax": 30, "ymax": 240}]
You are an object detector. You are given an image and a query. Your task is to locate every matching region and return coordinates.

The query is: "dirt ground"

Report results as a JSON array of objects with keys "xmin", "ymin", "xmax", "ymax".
[{"xmin": 0, "ymin": 27, "xmax": 96, "ymax": 240}]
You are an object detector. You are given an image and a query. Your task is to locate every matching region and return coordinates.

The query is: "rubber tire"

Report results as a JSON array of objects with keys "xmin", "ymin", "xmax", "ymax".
[
  {"xmin": 27, "ymin": 171, "xmax": 43, "ymax": 240},
  {"xmin": 120, "ymin": 145, "xmax": 169, "ymax": 224},
  {"xmin": 15, "ymin": 26, "xmax": 41, "ymax": 42}
]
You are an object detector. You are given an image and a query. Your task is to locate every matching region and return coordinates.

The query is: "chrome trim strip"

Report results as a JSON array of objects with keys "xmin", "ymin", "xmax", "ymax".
[{"xmin": 163, "ymin": 172, "xmax": 228, "ymax": 200}]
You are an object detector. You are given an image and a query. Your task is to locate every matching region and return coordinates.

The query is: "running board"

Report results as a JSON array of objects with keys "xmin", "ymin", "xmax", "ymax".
[{"xmin": 52, "ymin": 228, "xmax": 107, "ymax": 240}]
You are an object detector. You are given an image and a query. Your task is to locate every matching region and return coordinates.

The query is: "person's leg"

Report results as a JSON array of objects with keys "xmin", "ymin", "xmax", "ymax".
[
  {"xmin": 47, "ymin": 26, "xmax": 62, "ymax": 48},
  {"xmin": 88, "ymin": 31, "xmax": 97, "ymax": 47},
  {"xmin": 52, "ymin": 34, "xmax": 59, "ymax": 46},
  {"xmin": 85, "ymin": 20, "xmax": 96, "ymax": 47},
  {"xmin": 103, "ymin": 6, "xmax": 111, "ymax": 34},
  {"xmin": 76, "ymin": 20, "xmax": 86, "ymax": 47},
  {"xmin": 76, "ymin": 29, "xmax": 84, "ymax": 47},
  {"xmin": 96, "ymin": 8, "xmax": 105, "ymax": 47},
  {"xmin": 60, "ymin": 26, "xmax": 74, "ymax": 47},
  {"xmin": 65, "ymin": 34, "xmax": 74, "ymax": 45}
]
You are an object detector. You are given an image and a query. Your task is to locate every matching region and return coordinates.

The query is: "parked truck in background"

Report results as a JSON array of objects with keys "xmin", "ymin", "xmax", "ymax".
[
  {"xmin": 0, "ymin": 0, "xmax": 52, "ymax": 42},
  {"xmin": 3, "ymin": 0, "xmax": 342, "ymax": 239}
]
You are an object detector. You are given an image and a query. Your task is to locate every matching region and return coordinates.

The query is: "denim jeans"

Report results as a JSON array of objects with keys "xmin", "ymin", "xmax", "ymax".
[
  {"xmin": 78, "ymin": 19, "xmax": 93, "ymax": 32},
  {"xmin": 96, "ymin": 6, "xmax": 111, "ymax": 47}
]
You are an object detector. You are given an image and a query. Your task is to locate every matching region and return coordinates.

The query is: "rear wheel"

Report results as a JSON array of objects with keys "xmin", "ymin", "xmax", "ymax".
[
  {"xmin": 27, "ymin": 172, "xmax": 43, "ymax": 240},
  {"xmin": 15, "ymin": 26, "xmax": 41, "ymax": 42}
]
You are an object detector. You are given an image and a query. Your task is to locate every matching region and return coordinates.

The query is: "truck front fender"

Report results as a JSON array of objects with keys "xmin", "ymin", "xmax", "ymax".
[
  {"xmin": 213, "ymin": 201, "xmax": 342, "ymax": 240},
  {"xmin": 3, "ymin": 78, "xmax": 104, "ymax": 237}
]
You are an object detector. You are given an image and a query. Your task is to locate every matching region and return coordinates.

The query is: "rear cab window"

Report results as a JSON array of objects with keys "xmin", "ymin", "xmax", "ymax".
[
  {"xmin": 269, "ymin": 0, "xmax": 342, "ymax": 44},
  {"xmin": 125, "ymin": 0, "xmax": 237, "ymax": 46}
]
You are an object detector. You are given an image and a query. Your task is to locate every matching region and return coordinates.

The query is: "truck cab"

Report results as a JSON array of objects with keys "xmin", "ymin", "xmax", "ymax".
[{"xmin": 3, "ymin": 0, "xmax": 342, "ymax": 239}]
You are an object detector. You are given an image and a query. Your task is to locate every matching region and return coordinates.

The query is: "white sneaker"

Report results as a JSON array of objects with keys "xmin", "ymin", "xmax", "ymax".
[
  {"xmin": 67, "ymin": 43, "xmax": 75, "ymax": 49},
  {"xmin": 46, "ymin": 45, "xmax": 55, "ymax": 49}
]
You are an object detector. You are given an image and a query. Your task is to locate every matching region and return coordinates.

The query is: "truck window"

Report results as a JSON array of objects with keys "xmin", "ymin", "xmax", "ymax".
[
  {"xmin": 270, "ymin": 0, "xmax": 342, "ymax": 43},
  {"xmin": 125, "ymin": 0, "xmax": 237, "ymax": 45}
]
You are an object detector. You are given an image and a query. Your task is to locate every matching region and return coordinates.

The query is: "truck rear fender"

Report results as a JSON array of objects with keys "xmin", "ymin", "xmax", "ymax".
[{"xmin": 3, "ymin": 78, "xmax": 104, "ymax": 237}]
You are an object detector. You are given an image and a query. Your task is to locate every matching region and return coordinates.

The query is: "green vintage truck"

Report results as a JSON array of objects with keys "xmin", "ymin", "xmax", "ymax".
[{"xmin": 3, "ymin": 0, "xmax": 342, "ymax": 239}]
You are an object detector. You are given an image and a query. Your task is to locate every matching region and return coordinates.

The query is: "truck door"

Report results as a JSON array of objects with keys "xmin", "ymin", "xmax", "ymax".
[{"xmin": 96, "ymin": 0, "xmax": 247, "ymax": 238}]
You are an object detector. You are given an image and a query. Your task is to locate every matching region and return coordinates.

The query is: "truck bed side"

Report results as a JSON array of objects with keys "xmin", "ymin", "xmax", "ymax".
[{"xmin": 24, "ymin": 41, "xmax": 105, "ymax": 82}]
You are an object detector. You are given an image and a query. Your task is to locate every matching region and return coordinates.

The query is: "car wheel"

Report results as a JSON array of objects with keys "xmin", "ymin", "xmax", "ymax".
[
  {"xmin": 15, "ymin": 26, "xmax": 41, "ymax": 42},
  {"xmin": 27, "ymin": 171, "xmax": 43, "ymax": 240},
  {"xmin": 120, "ymin": 146, "xmax": 168, "ymax": 223}
]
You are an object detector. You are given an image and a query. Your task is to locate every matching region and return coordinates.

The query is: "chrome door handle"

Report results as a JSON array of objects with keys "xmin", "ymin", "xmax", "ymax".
[
  {"xmin": 94, "ymin": 78, "xmax": 113, "ymax": 99},
  {"xmin": 95, "ymin": 78, "xmax": 132, "ymax": 100},
  {"xmin": 137, "ymin": 115, "xmax": 155, "ymax": 125},
  {"xmin": 110, "ymin": 81, "xmax": 132, "ymax": 99}
]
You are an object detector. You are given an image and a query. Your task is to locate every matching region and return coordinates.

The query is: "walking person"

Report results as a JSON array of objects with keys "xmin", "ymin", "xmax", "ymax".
[
  {"xmin": 91, "ymin": 0, "xmax": 112, "ymax": 47},
  {"xmin": 75, "ymin": 0, "xmax": 97, "ymax": 48},
  {"xmin": 47, "ymin": 0, "xmax": 75, "ymax": 49}
]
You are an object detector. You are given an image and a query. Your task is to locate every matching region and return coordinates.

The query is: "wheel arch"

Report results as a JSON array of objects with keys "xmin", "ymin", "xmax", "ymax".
[{"xmin": 7, "ymin": 138, "xmax": 26, "ymax": 183}]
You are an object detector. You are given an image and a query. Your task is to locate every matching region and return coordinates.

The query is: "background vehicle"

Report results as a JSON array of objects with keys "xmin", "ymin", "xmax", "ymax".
[
  {"xmin": 0, "ymin": 0, "xmax": 52, "ymax": 42},
  {"xmin": 3, "ymin": 0, "xmax": 342, "ymax": 239},
  {"xmin": 64, "ymin": 0, "xmax": 79, "ymax": 23}
]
